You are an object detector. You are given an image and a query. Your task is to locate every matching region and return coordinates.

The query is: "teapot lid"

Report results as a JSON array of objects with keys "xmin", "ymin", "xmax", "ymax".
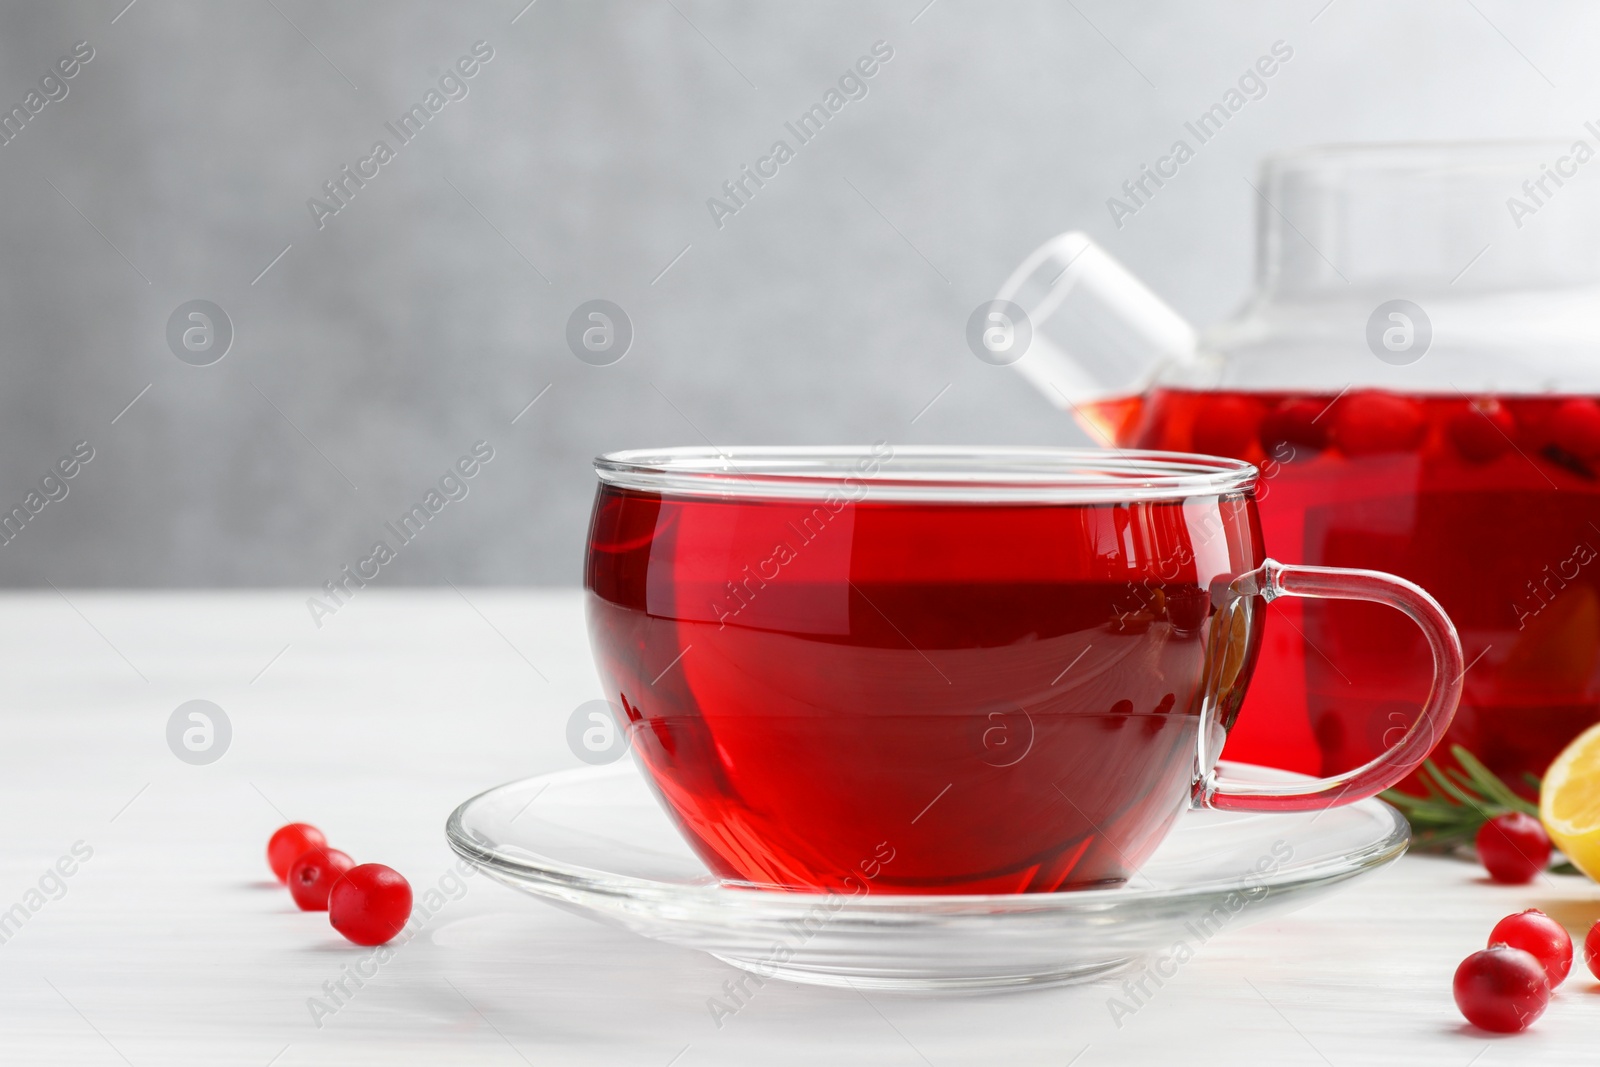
[
  {"xmin": 1256, "ymin": 140, "xmax": 1600, "ymax": 296},
  {"xmin": 996, "ymin": 142, "xmax": 1600, "ymax": 406}
]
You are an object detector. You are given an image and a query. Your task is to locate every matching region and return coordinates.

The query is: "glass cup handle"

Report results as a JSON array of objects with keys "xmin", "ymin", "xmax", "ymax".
[{"xmin": 1195, "ymin": 558, "xmax": 1464, "ymax": 813}]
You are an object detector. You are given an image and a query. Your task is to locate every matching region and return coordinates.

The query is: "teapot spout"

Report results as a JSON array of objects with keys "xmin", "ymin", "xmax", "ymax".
[{"xmin": 995, "ymin": 232, "xmax": 1197, "ymax": 444}]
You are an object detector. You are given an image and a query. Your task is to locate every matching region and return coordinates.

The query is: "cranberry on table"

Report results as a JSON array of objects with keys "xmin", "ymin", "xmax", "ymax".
[
  {"xmin": 288, "ymin": 848, "xmax": 356, "ymax": 912},
  {"xmin": 1586, "ymin": 921, "xmax": 1600, "ymax": 981},
  {"xmin": 1489, "ymin": 910, "xmax": 1572, "ymax": 986},
  {"xmin": 1475, "ymin": 813, "xmax": 1551, "ymax": 884},
  {"xmin": 1453, "ymin": 946, "xmax": 1551, "ymax": 1033},
  {"xmin": 267, "ymin": 823, "xmax": 327, "ymax": 884},
  {"xmin": 1446, "ymin": 400, "xmax": 1517, "ymax": 464},
  {"xmin": 329, "ymin": 863, "xmax": 413, "ymax": 946}
]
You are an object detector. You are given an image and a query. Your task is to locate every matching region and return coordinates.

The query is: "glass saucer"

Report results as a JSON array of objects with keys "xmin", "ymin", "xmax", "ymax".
[{"xmin": 445, "ymin": 760, "xmax": 1407, "ymax": 992}]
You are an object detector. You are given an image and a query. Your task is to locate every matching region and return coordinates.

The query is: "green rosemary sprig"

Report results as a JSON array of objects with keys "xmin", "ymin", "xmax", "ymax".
[
  {"xmin": 1381, "ymin": 747, "xmax": 1582, "ymax": 875},
  {"xmin": 1380, "ymin": 744, "xmax": 1539, "ymax": 852}
]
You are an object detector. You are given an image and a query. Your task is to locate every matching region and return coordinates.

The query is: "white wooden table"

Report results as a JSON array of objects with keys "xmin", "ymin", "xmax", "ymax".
[{"xmin": 2, "ymin": 589, "xmax": 1597, "ymax": 1065}]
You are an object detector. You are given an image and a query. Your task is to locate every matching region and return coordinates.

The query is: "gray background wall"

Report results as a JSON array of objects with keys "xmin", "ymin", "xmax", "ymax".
[{"xmin": 0, "ymin": 0, "xmax": 1589, "ymax": 587}]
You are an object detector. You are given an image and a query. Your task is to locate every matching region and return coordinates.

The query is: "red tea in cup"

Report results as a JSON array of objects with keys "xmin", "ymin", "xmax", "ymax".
[{"xmin": 584, "ymin": 447, "xmax": 1461, "ymax": 894}]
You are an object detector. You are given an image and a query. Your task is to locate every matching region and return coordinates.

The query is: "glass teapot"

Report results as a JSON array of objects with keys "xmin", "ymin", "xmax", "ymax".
[{"xmin": 996, "ymin": 141, "xmax": 1600, "ymax": 790}]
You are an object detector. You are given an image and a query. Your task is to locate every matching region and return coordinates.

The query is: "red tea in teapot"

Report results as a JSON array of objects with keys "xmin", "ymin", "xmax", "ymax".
[{"xmin": 1088, "ymin": 387, "xmax": 1600, "ymax": 790}]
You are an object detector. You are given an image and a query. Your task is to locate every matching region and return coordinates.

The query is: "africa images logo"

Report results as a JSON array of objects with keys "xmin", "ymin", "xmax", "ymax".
[
  {"xmin": 306, "ymin": 41, "xmax": 495, "ymax": 230},
  {"xmin": 1505, "ymin": 132, "xmax": 1600, "ymax": 229},
  {"xmin": 0, "ymin": 40, "xmax": 94, "ymax": 149},
  {"xmin": 306, "ymin": 441, "xmax": 495, "ymax": 627},
  {"xmin": 704, "ymin": 41, "xmax": 894, "ymax": 230},
  {"xmin": 1105, "ymin": 39, "xmax": 1294, "ymax": 228}
]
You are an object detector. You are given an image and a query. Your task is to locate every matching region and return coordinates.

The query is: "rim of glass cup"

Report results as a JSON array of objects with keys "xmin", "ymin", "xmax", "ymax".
[{"xmin": 593, "ymin": 446, "xmax": 1258, "ymax": 502}]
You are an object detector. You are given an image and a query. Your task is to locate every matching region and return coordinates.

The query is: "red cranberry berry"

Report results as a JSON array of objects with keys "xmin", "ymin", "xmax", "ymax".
[
  {"xmin": 1475, "ymin": 813, "xmax": 1552, "ymax": 884},
  {"xmin": 268, "ymin": 823, "xmax": 326, "ymax": 884},
  {"xmin": 1454, "ymin": 946, "xmax": 1550, "ymax": 1033},
  {"xmin": 1585, "ymin": 920, "xmax": 1600, "ymax": 981},
  {"xmin": 1490, "ymin": 910, "xmax": 1573, "ymax": 986},
  {"xmin": 1447, "ymin": 400, "xmax": 1517, "ymax": 464},
  {"xmin": 329, "ymin": 863, "xmax": 413, "ymax": 946},
  {"xmin": 1190, "ymin": 395, "xmax": 1266, "ymax": 460},
  {"xmin": 1330, "ymin": 391, "xmax": 1426, "ymax": 457},
  {"xmin": 288, "ymin": 848, "xmax": 356, "ymax": 912},
  {"xmin": 1550, "ymin": 398, "xmax": 1600, "ymax": 460}
]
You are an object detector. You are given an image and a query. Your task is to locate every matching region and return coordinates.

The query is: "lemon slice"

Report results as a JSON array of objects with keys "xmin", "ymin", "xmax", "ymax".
[{"xmin": 1539, "ymin": 722, "xmax": 1600, "ymax": 880}]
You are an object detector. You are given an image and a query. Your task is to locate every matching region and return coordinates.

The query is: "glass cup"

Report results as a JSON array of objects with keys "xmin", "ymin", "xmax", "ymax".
[{"xmin": 583, "ymin": 445, "xmax": 1462, "ymax": 894}]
